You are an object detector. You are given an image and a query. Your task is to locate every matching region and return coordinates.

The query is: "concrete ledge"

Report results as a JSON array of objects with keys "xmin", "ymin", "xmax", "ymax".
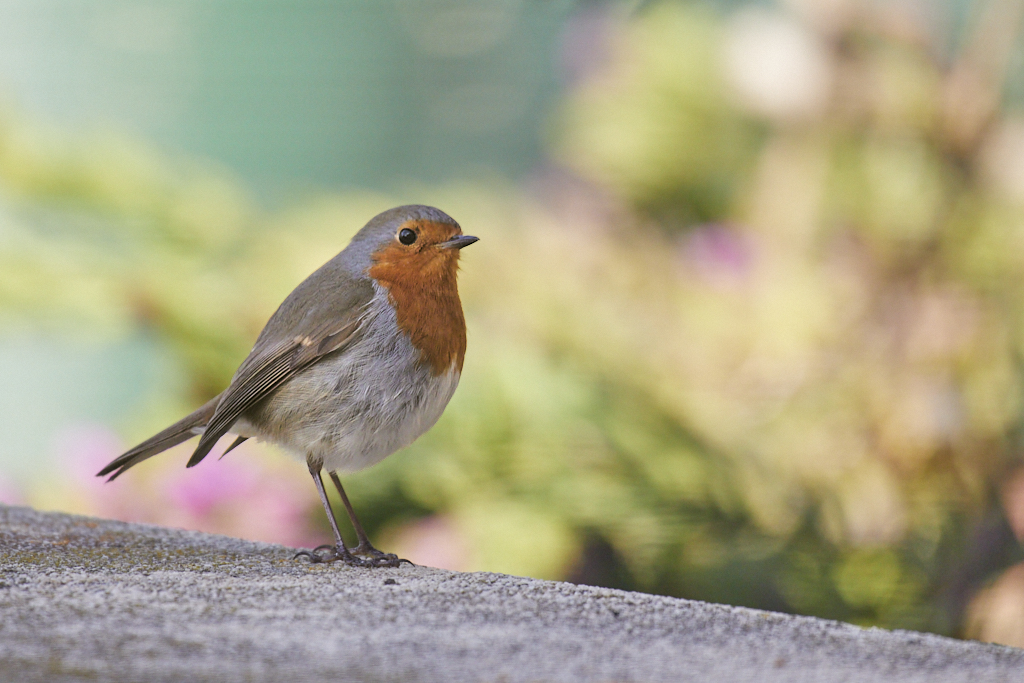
[{"xmin": 1, "ymin": 504, "xmax": 1021, "ymax": 682}]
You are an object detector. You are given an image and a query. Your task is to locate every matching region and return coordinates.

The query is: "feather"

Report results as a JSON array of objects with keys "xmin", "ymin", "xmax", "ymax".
[{"xmin": 220, "ymin": 436, "xmax": 249, "ymax": 458}]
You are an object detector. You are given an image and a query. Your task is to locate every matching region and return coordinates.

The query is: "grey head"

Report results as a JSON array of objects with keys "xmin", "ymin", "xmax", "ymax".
[
  {"xmin": 252, "ymin": 205, "xmax": 468, "ymax": 349},
  {"xmin": 335, "ymin": 204, "xmax": 462, "ymax": 275}
]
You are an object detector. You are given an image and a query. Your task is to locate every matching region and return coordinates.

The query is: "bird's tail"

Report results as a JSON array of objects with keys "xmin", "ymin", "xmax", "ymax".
[{"xmin": 96, "ymin": 394, "xmax": 222, "ymax": 481}]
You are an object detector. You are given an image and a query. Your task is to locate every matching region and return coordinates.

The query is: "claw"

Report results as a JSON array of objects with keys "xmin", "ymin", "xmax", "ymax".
[
  {"xmin": 293, "ymin": 544, "xmax": 381, "ymax": 567},
  {"xmin": 349, "ymin": 542, "xmax": 414, "ymax": 568},
  {"xmin": 294, "ymin": 545, "xmax": 337, "ymax": 563},
  {"xmin": 294, "ymin": 537, "xmax": 413, "ymax": 567}
]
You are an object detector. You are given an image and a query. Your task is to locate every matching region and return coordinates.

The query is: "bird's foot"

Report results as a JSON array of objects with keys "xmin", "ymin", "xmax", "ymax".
[
  {"xmin": 350, "ymin": 542, "xmax": 414, "ymax": 568},
  {"xmin": 293, "ymin": 543, "xmax": 372, "ymax": 567}
]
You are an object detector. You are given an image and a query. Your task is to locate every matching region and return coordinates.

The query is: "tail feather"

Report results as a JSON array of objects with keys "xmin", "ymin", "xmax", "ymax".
[
  {"xmin": 221, "ymin": 436, "xmax": 249, "ymax": 457},
  {"xmin": 97, "ymin": 395, "xmax": 222, "ymax": 481}
]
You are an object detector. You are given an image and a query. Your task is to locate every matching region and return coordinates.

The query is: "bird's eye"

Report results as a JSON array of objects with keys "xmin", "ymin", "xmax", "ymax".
[{"xmin": 398, "ymin": 228, "xmax": 417, "ymax": 245}]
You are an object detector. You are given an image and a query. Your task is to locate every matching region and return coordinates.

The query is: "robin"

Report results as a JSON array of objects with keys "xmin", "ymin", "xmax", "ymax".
[{"xmin": 97, "ymin": 205, "xmax": 478, "ymax": 567}]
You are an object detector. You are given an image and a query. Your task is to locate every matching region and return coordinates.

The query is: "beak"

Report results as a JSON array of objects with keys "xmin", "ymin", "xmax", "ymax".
[{"xmin": 438, "ymin": 235, "xmax": 479, "ymax": 250}]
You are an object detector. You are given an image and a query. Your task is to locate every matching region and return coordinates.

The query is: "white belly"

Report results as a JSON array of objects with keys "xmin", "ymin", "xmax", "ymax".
[{"xmin": 232, "ymin": 294, "xmax": 462, "ymax": 473}]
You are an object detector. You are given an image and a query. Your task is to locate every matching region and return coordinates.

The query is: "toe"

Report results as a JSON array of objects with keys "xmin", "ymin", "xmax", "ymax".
[{"xmin": 294, "ymin": 544, "xmax": 342, "ymax": 563}]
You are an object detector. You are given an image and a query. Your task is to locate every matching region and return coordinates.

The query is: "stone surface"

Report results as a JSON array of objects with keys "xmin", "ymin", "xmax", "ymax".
[{"xmin": 1, "ymin": 504, "xmax": 1022, "ymax": 683}]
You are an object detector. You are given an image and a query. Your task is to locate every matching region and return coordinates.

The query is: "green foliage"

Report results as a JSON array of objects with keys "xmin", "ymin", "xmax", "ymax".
[{"xmin": 554, "ymin": 3, "xmax": 761, "ymax": 223}]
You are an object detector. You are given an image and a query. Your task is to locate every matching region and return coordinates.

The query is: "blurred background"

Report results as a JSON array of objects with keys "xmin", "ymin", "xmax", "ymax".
[{"xmin": 3, "ymin": 0, "xmax": 1024, "ymax": 646}]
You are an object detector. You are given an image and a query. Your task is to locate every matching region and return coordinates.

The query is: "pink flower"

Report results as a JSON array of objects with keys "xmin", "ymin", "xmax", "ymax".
[
  {"xmin": 166, "ymin": 452, "xmax": 258, "ymax": 517},
  {"xmin": 164, "ymin": 447, "xmax": 319, "ymax": 547},
  {"xmin": 0, "ymin": 474, "xmax": 23, "ymax": 506},
  {"xmin": 54, "ymin": 424, "xmax": 124, "ymax": 490},
  {"xmin": 49, "ymin": 423, "xmax": 320, "ymax": 547},
  {"xmin": 389, "ymin": 515, "xmax": 471, "ymax": 571},
  {"xmin": 680, "ymin": 224, "xmax": 756, "ymax": 289}
]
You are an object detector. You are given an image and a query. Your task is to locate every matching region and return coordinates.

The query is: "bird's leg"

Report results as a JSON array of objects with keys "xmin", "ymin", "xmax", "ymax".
[
  {"xmin": 329, "ymin": 471, "xmax": 412, "ymax": 568},
  {"xmin": 328, "ymin": 472, "xmax": 374, "ymax": 549},
  {"xmin": 294, "ymin": 462, "xmax": 369, "ymax": 567}
]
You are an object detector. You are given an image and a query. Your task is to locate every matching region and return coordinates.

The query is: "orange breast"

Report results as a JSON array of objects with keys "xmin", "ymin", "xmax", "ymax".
[{"xmin": 368, "ymin": 221, "xmax": 467, "ymax": 375}]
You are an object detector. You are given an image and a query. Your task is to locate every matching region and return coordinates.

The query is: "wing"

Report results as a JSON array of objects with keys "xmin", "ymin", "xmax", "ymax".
[{"xmin": 186, "ymin": 275, "xmax": 375, "ymax": 468}]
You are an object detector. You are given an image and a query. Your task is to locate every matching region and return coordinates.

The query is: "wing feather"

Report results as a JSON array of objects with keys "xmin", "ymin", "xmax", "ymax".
[{"xmin": 186, "ymin": 293, "xmax": 372, "ymax": 468}]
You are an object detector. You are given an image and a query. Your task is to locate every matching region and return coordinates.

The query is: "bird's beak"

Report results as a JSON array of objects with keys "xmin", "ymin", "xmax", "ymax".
[{"xmin": 438, "ymin": 235, "xmax": 479, "ymax": 250}]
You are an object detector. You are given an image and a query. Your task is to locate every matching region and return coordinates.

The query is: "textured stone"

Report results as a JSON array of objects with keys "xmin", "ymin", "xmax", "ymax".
[{"xmin": 1, "ymin": 504, "xmax": 1021, "ymax": 682}]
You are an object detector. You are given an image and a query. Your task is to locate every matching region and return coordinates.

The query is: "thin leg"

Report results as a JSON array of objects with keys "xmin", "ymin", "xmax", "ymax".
[
  {"xmin": 328, "ymin": 472, "xmax": 372, "ymax": 548},
  {"xmin": 329, "ymin": 471, "xmax": 411, "ymax": 567},
  {"xmin": 294, "ymin": 463, "xmax": 367, "ymax": 566}
]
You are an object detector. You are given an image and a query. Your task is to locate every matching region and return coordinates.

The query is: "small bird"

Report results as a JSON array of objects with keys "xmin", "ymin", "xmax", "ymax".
[{"xmin": 98, "ymin": 205, "xmax": 478, "ymax": 567}]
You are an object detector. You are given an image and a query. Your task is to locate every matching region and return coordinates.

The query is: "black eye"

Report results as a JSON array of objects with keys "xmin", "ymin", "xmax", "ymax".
[{"xmin": 398, "ymin": 228, "xmax": 417, "ymax": 245}]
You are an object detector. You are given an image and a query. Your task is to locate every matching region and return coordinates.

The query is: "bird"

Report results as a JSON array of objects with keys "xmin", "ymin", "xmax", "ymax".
[{"xmin": 97, "ymin": 205, "xmax": 478, "ymax": 567}]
